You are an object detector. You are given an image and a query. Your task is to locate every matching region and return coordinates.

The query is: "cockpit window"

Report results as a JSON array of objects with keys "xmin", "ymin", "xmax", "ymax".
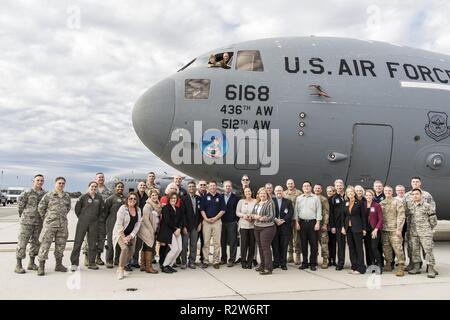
[
  {"xmin": 235, "ymin": 50, "xmax": 264, "ymax": 72},
  {"xmin": 207, "ymin": 52, "xmax": 233, "ymax": 69},
  {"xmin": 185, "ymin": 79, "xmax": 211, "ymax": 99}
]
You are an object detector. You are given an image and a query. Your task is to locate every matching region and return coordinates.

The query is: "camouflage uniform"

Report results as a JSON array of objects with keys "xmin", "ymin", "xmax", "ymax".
[
  {"xmin": 404, "ymin": 190, "xmax": 435, "ymax": 262},
  {"xmin": 37, "ymin": 191, "xmax": 71, "ymax": 261},
  {"xmin": 406, "ymin": 200, "xmax": 437, "ymax": 266},
  {"xmin": 16, "ymin": 188, "xmax": 46, "ymax": 259},
  {"xmin": 83, "ymin": 186, "xmax": 111, "ymax": 256},
  {"xmin": 318, "ymin": 195, "xmax": 329, "ymax": 260},
  {"xmin": 380, "ymin": 197, "xmax": 405, "ymax": 264},
  {"xmin": 146, "ymin": 182, "xmax": 161, "ymax": 196},
  {"xmin": 283, "ymin": 188, "xmax": 302, "ymax": 262}
]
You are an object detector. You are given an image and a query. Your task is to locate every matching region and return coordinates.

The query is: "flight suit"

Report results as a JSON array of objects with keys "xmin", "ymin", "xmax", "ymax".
[
  {"xmin": 102, "ymin": 193, "xmax": 126, "ymax": 265},
  {"xmin": 70, "ymin": 193, "xmax": 104, "ymax": 266},
  {"xmin": 83, "ymin": 186, "xmax": 111, "ymax": 258},
  {"xmin": 283, "ymin": 189, "xmax": 302, "ymax": 263},
  {"xmin": 16, "ymin": 188, "xmax": 46, "ymax": 260},
  {"xmin": 380, "ymin": 198, "xmax": 405, "ymax": 266},
  {"xmin": 37, "ymin": 191, "xmax": 71, "ymax": 261},
  {"xmin": 318, "ymin": 195, "xmax": 330, "ymax": 263},
  {"xmin": 404, "ymin": 190, "xmax": 435, "ymax": 263},
  {"xmin": 406, "ymin": 200, "xmax": 437, "ymax": 266}
]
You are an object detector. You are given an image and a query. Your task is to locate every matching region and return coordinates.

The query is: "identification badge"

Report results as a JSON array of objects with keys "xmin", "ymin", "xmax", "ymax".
[
  {"xmin": 345, "ymin": 202, "xmax": 349, "ymax": 207},
  {"xmin": 336, "ymin": 199, "xmax": 340, "ymax": 204},
  {"xmin": 88, "ymin": 199, "xmax": 92, "ymax": 204},
  {"xmin": 207, "ymin": 196, "xmax": 211, "ymax": 201},
  {"xmin": 216, "ymin": 198, "xmax": 219, "ymax": 203},
  {"xmin": 370, "ymin": 207, "xmax": 375, "ymax": 213},
  {"xmin": 117, "ymin": 199, "xmax": 122, "ymax": 202},
  {"xmin": 284, "ymin": 208, "xmax": 288, "ymax": 214}
]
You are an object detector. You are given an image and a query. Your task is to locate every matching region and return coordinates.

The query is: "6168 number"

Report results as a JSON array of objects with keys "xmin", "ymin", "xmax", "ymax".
[{"xmin": 225, "ymin": 85, "xmax": 269, "ymax": 101}]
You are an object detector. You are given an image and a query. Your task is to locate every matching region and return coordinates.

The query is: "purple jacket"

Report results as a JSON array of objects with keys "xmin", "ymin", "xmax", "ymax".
[{"xmin": 366, "ymin": 201, "xmax": 383, "ymax": 230}]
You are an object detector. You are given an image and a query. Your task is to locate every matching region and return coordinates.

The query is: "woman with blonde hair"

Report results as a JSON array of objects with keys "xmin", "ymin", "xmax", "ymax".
[
  {"xmin": 342, "ymin": 186, "xmax": 367, "ymax": 274},
  {"xmin": 236, "ymin": 187, "xmax": 257, "ymax": 269},
  {"xmin": 251, "ymin": 187, "xmax": 276, "ymax": 275},
  {"xmin": 355, "ymin": 185, "xmax": 370, "ymax": 266},
  {"xmin": 137, "ymin": 188, "xmax": 161, "ymax": 273}
]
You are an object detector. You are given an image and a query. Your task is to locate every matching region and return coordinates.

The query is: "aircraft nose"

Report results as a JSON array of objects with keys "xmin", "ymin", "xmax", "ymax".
[{"xmin": 132, "ymin": 78, "xmax": 175, "ymax": 158}]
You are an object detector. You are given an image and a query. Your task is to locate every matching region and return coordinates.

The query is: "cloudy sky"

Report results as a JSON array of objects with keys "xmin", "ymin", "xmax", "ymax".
[{"xmin": 0, "ymin": 0, "xmax": 449, "ymax": 191}]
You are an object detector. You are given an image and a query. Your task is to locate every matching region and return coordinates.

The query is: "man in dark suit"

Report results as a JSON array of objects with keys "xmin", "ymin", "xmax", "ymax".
[
  {"xmin": 329, "ymin": 179, "xmax": 346, "ymax": 270},
  {"xmin": 272, "ymin": 185, "xmax": 293, "ymax": 270},
  {"xmin": 180, "ymin": 181, "xmax": 202, "ymax": 269},
  {"xmin": 221, "ymin": 180, "xmax": 240, "ymax": 267}
]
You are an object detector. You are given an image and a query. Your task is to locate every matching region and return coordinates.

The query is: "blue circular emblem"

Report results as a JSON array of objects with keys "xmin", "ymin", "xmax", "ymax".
[{"xmin": 201, "ymin": 129, "xmax": 228, "ymax": 158}]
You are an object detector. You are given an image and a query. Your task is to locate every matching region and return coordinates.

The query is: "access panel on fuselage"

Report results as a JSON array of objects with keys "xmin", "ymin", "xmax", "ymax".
[{"xmin": 346, "ymin": 124, "xmax": 393, "ymax": 188}]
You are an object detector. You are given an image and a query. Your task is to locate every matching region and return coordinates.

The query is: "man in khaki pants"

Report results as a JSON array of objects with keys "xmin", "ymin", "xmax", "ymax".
[{"xmin": 200, "ymin": 181, "xmax": 225, "ymax": 269}]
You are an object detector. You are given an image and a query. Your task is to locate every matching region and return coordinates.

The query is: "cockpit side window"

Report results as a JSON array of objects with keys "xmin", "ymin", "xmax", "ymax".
[
  {"xmin": 235, "ymin": 50, "xmax": 264, "ymax": 72},
  {"xmin": 207, "ymin": 52, "xmax": 234, "ymax": 69},
  {"xmin": 185, "ymin": 79, "xmax": 211, "ymax": 99}
]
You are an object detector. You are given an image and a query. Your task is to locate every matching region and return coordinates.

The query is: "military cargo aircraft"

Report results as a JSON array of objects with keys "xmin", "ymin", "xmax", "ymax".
[
  {"xmin": 132, "ymin": 36, "xmax": 450, "ymax": 218},
  {"xmin": 107, "ymin": 171, "xmax": 192, "ymax": 195}
]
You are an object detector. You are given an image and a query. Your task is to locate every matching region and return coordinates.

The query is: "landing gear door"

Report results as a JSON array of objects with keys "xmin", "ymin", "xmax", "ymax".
[{"xmin": 346, "ymin": 124, "xmax": 393, "ymax": 188}]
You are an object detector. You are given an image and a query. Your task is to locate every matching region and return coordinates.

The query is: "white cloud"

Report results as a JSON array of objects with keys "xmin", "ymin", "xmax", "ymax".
[{"xmin": 0, "ymin": 0, "xmax": 448, "ymax": 190}]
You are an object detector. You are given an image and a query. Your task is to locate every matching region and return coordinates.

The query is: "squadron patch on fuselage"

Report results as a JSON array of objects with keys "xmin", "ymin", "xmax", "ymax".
[{"xmin": 425, "ymin": 111, "xmax": 450, "ymax": 142}]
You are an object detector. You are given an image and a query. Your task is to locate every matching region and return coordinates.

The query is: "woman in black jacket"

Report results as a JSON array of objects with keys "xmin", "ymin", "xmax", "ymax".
[
  {"xmin": 342, "ymin": 186, "xmax": 367, "ymax": 274},
  {"xmin": 157, "ymin": 192, "xmax": 182, "ymax": 273}
]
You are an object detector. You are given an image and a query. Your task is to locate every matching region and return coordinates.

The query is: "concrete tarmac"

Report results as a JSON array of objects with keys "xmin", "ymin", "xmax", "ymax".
[{"xmin": 1, "ymin": 201, "xmax": 449, "ymax": 300}]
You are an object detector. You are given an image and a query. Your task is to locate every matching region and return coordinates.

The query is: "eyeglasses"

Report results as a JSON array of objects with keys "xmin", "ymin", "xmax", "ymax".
[
  {"xmin": 241, "ymin": 179, "xmax": 249, "ymax": 181},
  {"xmin": 128, "ymin": 198, "xmax": 137, "ymax": 201},
  {"xmin": 199, "ymin": 184, "xmax": 206, "ymax": 186}
]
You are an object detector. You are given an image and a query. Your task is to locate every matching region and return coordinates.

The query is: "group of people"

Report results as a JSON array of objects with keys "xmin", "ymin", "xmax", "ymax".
[{"xmin": 14, "ymin": 172, "xmax": 438, "ymax": 280}]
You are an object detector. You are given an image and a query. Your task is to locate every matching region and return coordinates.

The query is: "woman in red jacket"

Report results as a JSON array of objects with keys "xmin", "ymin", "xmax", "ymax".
[{"xmin": 365, "ymin": 189, "xmax": 383, "ymax": 273}]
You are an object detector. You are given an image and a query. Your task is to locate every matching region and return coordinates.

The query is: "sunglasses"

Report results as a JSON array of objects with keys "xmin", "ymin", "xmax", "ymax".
[{"xmin": 241, "ymin": 179, "xmax": 249, "ymax": 181}]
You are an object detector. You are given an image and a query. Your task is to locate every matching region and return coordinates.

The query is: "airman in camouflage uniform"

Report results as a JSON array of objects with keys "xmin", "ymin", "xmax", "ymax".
[
  {"xmin": 404, "ymin": 177, "xmax": 435, "ymax": 271},
  {"xmin": 283, "ymin": 179, "xmax": 302, "ymax": 264},
  {"xmin": 314, "ymin": 185, "xmax": 329, "ymax": 269},
  {"xmin": 146, "ymin": 171, "xmax": 161, "ymax": 196},
  {"xmin": 380, "ymin": 186, "xmax": 405, "ymax": 276},
  {"xmin": 15, "ymin": 174, "xmax": 46, "ymax": 273},
  {"xmin": 406, "ymin": 188, "xmax": 438, "ymax": 278},
  {"xmin": 82, "ymin": 173, "xmax": 111, "ymax": 266},
  {"xmin": 37, "ymin": 177, "xmax": 71, "ymax": 276}
]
